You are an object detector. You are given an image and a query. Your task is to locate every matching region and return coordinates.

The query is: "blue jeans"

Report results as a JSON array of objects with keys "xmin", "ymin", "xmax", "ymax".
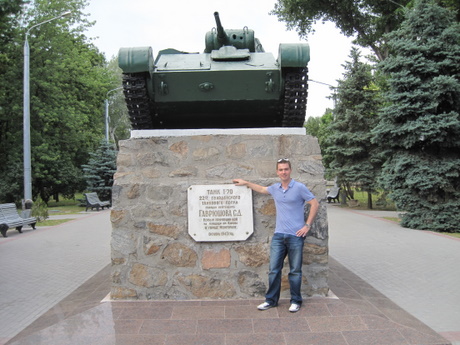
[{"xmin": 265, "ymin": 232, "xmax": 305, "ymax": 306}]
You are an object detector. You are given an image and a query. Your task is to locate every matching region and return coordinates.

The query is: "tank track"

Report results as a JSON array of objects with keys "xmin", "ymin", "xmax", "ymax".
[
  {"xmin": 122, "ymin": 69, "xmax": 308, "ymax": 129},
  {"xmin": 121, "ymin": 73, "xmax": 155, "ymax": 129},
  {"xmin": 282, "ymin": 68, "xmax": 308, "ymax": 127}
]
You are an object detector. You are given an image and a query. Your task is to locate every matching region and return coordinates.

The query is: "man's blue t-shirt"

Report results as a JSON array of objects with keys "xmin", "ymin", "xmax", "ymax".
[{"xmin": 267, "ymin": 179, "xmax": 315, "ymax": 236}]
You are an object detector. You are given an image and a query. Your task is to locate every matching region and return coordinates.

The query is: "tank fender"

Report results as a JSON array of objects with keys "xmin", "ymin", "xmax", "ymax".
[
  {"xmin": 118, "ymin": 47, "xmax": 154, "ymax": 73},
  {"xmin": 278, "ymin": 43, "xmax": 310, "ymax": 68}
]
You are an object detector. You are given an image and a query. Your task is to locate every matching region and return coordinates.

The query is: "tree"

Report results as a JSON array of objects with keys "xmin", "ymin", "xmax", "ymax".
[
  {"xmin": 106, "ymin": 56, "xmax": 131, "ymax": 147},
  {"xmin": 304, "ymin": 116, "xmax": 321, "ymax": 138},
  {"xmin": 271, "ymin": 0, "xmax": 459, "ymax": 61},
  {"xmin": 271, "ymin": 0, "xmax": 409, "ymax": 61},
  {"xmin": 82, "ymin": 141, "xmax": 117, "ymax": 201},
  {"xmin": 27, "ymin": 0, "xmax": 112, "ymax": 202},
  {"xmin": 0, "ymin": 0, "xmax": 114, "ymax": 203},
  {"xmin": 305, "ymin": 109, "xmax": 334, "ymax": 170},
  {"xmin": 0, "ymin": 1, "xmax": 26, "ymax": 203},
  {"xmin": 372, "ymin": 0, "xmax": 460, "ymax": 232},
  {"xmin": 0, "ymin": 0, "xmax": 25, "ymax": 73},
  {"xmin": 325, "ymin": 47, "xmax": 382, "ymax": 208}
]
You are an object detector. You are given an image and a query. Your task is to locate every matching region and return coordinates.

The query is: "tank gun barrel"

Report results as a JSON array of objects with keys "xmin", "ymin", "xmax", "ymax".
[{"xmin": 213, "ymin": 12, "xmax": 228, "ymax": 45}]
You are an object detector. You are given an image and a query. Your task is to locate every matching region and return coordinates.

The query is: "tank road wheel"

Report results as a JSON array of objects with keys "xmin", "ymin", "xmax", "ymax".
[
  {"xmin": 282, "ymin": 68, "xmax": 308, "ymax": 127},
  {"xmin": 121, "ymin": 73, "xmax": 154, "ymax": 129}
]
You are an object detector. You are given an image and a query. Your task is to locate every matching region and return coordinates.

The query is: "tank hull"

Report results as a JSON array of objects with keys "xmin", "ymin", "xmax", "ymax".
[{"xmin": 118, "ymin": 14, "xmax": 310, "ymax": 130}]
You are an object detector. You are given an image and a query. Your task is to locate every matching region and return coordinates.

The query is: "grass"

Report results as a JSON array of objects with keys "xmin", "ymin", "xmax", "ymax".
[
  {"xmin": 383, "ymin": 217, "xmax": 400, "ymax": 223},
  {"xmin": 347, "ymin": 190, "xmax": 397, "ymax": 211},
  {"xmin": 37, "ymin": 218, "xmax": 72, "ymax": 226},
  {"xmin": 445, "ymin": 233, "xmax": 460, "ymax": 238},
  {"xmin": 47, "ymin": 205, "xmax": 84, "ymax": 215},
  {"xmin": 36, "ymin": 193, "xmax": 86, "ymax": 225},
  {"xmin": 47, "ymin": 193, "xmax": 85, "ymax": 207},
  {"xmin": 46, "ymin": 193, "xmax": 86, "ymax": 215},
  {"xmin": 339, "ymin": 191, "xmax": 460, "ymax": 238},
  {"xmin": 381, "ymin": 216, "xmax": 460, "ymax": 239}
]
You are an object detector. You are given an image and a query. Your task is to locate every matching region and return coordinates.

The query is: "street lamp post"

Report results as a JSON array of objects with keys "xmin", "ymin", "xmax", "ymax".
[
  {"xmin": 104, "ymin": 87, "xmax": 123, "ymax": 143},
  {"xmin": 23, "ymin": 11, "xmax": 71, "ymax": 201}
]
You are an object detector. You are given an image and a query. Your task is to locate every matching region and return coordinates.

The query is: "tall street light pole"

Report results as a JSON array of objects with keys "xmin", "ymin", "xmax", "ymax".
[{"xmin": 23, "ymin": 11, "xmax": 71, "ymax": 201}]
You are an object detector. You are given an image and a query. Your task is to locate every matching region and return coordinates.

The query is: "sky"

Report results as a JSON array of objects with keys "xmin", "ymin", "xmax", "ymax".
[{"xmin": 85, "ymin": 0, "xmax": 358, "ymax": 120}]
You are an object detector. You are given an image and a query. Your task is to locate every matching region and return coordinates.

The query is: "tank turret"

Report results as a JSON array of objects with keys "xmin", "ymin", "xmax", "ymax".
[
  {"xmin": 204, "ymin": 12, "xmax": 259, "ymax": 53},
  {"xmin": 214, "ymin": 12, "xmax": 228, "ymax": 46},
  {"xmin": 118, "ymin": 12, "xmax": 310, "ymax": 130}
]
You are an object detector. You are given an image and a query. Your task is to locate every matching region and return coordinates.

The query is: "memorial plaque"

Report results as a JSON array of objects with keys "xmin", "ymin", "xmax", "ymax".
[{"xmin": 187, "ymin": 184, "xmax": 254, "ymax": 242}]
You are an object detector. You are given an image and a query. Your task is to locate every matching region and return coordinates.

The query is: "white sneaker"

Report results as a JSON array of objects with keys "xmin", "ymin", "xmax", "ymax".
[
  {"xmin": 289, "ymin": 303, "xmax": 300, "ymax": 313},
  {"xmin": 257, "ymin": 302, "xmax": 275, "ymax": 310}
]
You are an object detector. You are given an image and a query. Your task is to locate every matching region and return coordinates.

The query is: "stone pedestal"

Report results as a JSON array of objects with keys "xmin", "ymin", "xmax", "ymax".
[{"xmin": 110, "ymin": 128, "xmax": 329, "ymax": 300}]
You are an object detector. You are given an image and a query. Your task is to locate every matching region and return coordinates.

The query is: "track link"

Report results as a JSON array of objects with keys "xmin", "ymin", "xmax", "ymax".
[
  {"xmin": 121, "ymin": 73, "xmax": 154, "ymax": 129},
  {"xmin": 122, "ymin": 69, "xmax": 308, "ymax": 129},
  {"xmin": 282, "ymin": 68, "xmax": 308, "ymax": 127}
]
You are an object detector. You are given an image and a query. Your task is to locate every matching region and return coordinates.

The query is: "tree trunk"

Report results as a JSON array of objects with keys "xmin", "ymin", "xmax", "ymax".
[{"xmin": 367, "ymin": 191, "xmax": 373, "ymax": 209}]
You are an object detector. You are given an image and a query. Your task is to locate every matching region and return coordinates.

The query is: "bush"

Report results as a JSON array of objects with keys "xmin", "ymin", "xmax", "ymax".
[{"xmin": 31, "ymin": 196, "xmax": 49, "ymax": 222}]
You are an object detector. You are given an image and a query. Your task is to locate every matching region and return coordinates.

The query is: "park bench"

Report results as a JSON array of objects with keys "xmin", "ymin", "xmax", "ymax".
[
  {"xmin": 327, "ymin": 186, "xmax": 341, "ymax": 203},
  {"xmin": 84, "ymin": 192, "xmax": 111, "ymax": 211},
  {"xmin": 0, "ymin": 203, "xmax": 37, "ymax": 238}
]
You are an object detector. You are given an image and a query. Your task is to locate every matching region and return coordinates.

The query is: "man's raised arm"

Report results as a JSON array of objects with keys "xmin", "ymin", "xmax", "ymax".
[{"xmin": 233, "ymin": 179, "xmax": 269, "ymax": 194}]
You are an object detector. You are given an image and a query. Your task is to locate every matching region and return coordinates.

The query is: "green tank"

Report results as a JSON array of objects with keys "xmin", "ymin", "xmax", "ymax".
[{"xmin": 118, "ymin": 12, "xmax": 310, "ymax": 130}]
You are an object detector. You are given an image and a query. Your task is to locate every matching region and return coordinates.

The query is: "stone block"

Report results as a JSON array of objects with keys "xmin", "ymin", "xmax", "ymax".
[
  {"xmin": 238, "ymin": 271, "xmax": 266, "ymax": 296},
  {"xmin": 177, "ymin": 274, "xmax": 236, "ymax": 298},
  {"xmin": 201, "ymin": 249, "xmax": 231, "ymax": 269},
  {"xmin": 111, "ymin": 132, "xmax": 329, "ymax": 300},
  {"xmin": 169, "ymin": 140, "xmax": 188, "ymax": 156},
  {"xmin": 234, "ymin": 243, "xmax": 269, "ymax": 267},
  {"xmin": 147, "ymin": 223, "xmax": 180, "ymax": 239},
  {"xmin": 111, "ymin": 286, "xmax": 137, "ymax": 300},
  {"xmin": 162, "ymin": 243, "xmax": 198, "ymax": 267},
  {"xmin": 128, "ymin": 263, "xmax": 168, "ymax": 288}
]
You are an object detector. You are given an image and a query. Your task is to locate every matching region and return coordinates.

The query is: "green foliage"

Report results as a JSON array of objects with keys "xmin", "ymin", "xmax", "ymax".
[
  {"xmin": 348, "ymin": 189, "xmax": 396, "ymax": 211},
  {"xmin": 37, "ymin": 218, "xmax": 71, "ymax": 226},
  {"xmin": 305, "ymin": 116, "xmax": 321, "ymax": 137},
  {"xmin": 0, "ymin": 156, "xmax": 22, "ymax": 203},
  {"xmin": 82, "ymin": 141, "xmax": 117, "ymax": 201},
  {"xmin": 106, "ymin": 57, "xmax": 131, "ymax": 147},
  {"xmin": 325, "ymin": 48, "xmax": 382, "ymax": 207},
  {"xmin": 0, "ymin": 0, "xmax": 25, "ymax": 73},
  {"xmin": 271, "ymin": 0, "xmax": 459, "ymax": 62},
  {"xmin": 31, "ymin": 195, "xmax": 49, "ymax": 221},
  {"xmin": 271, "ymin": 0, "xmax": 410, "ymax": 61},
  {"xmin": 372, "ymin": 0, "xmax": 460, "ymax": 232},
  {"xmin": 0, "ymin": 0, "xmax": 115, "ymax": 203},
  {"xmin": 0, "ymin": 1, "xmax": 25, "ymax": 203},
  {"xmin": 305, "ymin": 109, "xmax": 334, "ymax": 170}
]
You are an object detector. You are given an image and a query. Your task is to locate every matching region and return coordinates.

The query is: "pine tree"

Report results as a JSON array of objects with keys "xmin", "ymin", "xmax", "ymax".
[
  {"xmin": 372, "ymin": 0, "xmax": 460, "ymax": 232},
  {"xmin": 305, "ymin": 109, "xmax": 334, "ymax": 170},
  {"xmin": 325, "ymin": 47, "xmax": 382, "ymax": 208},
  {"xmin": 82, "ymin": 141, "xmax": 117, "ymax": 201}
]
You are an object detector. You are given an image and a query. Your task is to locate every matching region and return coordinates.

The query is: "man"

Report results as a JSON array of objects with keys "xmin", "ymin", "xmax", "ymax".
[{"xmin": 233, "ymin": 158, "xmax": 319, "ymax": 312}]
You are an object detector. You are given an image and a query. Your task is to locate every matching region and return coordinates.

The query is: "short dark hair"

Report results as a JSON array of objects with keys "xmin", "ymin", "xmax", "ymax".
[{"xmin": 276, "ymin": 158, "xmax": 291, "ymax": 169}]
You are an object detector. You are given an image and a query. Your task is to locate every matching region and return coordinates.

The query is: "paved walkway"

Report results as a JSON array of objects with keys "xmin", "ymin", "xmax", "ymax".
[
  {"xmin": 328, "ymin": 204, "xmax": 460, "ymax": 344},
  {"xmin": 1, "ymin": 204, "xmax": 459, "ymax": 344},
  {"xmin": 0, "ymin": 211, "xmax": 111, "ymax": 344}
]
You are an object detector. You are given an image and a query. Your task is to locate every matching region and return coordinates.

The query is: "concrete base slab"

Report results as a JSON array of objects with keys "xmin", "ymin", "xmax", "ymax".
[{"xmin": 131, "ymin": 127, "xmax": 306, "ymax": 138}]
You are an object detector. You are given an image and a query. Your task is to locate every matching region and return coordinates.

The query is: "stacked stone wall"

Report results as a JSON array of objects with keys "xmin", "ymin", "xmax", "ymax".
[{"xmin": 111, "ymin": 133, "xmax": 329, "ymax": 300}]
